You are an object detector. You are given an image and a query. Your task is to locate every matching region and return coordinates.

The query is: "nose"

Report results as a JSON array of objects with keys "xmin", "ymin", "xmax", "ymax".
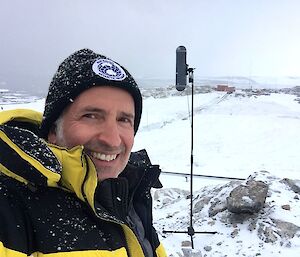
[{"xmin": 96, "ymin": 119, "xmax": 122, "ymax": 148}]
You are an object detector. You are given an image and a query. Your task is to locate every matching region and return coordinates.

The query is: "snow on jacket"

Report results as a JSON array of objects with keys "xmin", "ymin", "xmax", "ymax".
[{"xmin": 0, "ymin": 109, "xmax": 167, "ymax": 257}]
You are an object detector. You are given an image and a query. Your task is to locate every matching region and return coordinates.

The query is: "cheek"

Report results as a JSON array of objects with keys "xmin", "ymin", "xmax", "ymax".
[
  {"xmin": 62, "ymin": 124, "xmax": 93, "ymax": 147},
  {"xmin": 124, "ymin": 132, "xmax": 134, "ymax": 151}
]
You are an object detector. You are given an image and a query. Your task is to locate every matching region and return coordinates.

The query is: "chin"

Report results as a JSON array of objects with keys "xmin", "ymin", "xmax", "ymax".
[{"xmin": 96, "ymin": 168, "xmax": 121, "ymax": 181}]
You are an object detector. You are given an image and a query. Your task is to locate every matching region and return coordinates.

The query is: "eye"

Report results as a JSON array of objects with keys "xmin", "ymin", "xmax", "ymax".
[
  {"xmin": 119, "ymin": 116, "xmax": 134, "ymax": 127},
  {"xmin": 82, "ymin": 113, "xmax": 97, "ymax": 119}
]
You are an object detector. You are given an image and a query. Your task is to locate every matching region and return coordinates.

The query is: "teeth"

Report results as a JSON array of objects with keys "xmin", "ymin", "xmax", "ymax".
[{"xmin": 90, "ymin": 152, "xmax": 117, "ymax": 161}]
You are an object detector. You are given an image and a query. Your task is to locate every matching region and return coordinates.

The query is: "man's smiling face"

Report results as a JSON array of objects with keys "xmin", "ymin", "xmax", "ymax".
[{"xmin": 48, "ymin": 86, "xmax": 135, "ymax": 181}]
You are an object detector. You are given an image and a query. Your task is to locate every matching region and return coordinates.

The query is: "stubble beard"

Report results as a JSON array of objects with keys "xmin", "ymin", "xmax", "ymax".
[{"xmin": 54, "ymin": 117, "xmax": 129, "ymax": 180}]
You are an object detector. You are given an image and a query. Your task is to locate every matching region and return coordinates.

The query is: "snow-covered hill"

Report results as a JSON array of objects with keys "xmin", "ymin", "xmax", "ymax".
[{"xmin": 136, "ymin": 76, "xmax": 300, "ymax": 90}]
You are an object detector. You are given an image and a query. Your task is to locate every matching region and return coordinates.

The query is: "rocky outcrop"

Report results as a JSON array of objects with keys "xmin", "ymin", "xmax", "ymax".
[{"xmin": 154, "ymin": 171, "xmax": 300, "ymax": 257}]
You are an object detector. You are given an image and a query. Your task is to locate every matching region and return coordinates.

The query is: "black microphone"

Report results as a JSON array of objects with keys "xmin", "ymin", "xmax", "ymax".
[{"xmin": 176, "ymin": 46, "xmax": 187, "ymax": 91}]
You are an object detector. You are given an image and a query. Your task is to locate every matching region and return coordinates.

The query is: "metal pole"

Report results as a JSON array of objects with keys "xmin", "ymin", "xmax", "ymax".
[{"xmin": 187, "ymin": 68, "xmax": 195, "ymax": 248}]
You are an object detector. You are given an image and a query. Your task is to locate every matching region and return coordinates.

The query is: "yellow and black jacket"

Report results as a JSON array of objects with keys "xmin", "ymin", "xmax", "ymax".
[{"xmin": 0, "ymin": 109, "xmax": 167, "ymax": 257}]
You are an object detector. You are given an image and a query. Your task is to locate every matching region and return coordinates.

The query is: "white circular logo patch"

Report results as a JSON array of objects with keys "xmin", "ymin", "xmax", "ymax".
[{"xmin": 92, "ymin": 58, "xmax": 127, "ymax": 81}]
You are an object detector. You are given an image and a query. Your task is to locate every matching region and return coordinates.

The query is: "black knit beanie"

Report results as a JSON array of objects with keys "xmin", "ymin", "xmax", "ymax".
[{"xmin": 40, "ymin": 48, "xmax": 142, "ymax": 138}]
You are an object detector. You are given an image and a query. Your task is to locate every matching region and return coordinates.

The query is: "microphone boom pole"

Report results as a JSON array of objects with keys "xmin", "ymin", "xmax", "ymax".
[
  {"xmin": 166, "ymin": 46, "xmax": 217, "ymax": 249},
  {"xmin": 187, "ymin": 67, "xmax": 195, "ymax": 248}
]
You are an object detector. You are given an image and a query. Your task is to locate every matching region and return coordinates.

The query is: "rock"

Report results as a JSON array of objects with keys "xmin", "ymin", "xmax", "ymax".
[
  {"xmin": 194, "ymin": 181, "xmax": 241, "ymax": 214},
  {"xmin": 203, "ymin": 245, "xmax": 212, "ymax": 252},
  {"xmin": 281, "ymin": 204, "xmax": 291, "ymax": 210},
  {"xmin": 225, "ymin": 212, "xmax": 255, "ymax": 225},
  {"xmin": 230, "ymin": 228, "xmax": 239, "ymax": 238},
  {"xmin": 181, "ymin": 248, "xmax": 202, "ymax": 257},
  {"xmin": 282, "ymin": 178, "xmax": 300, "ymax": 193},
  {"xmin": 271, "ymin": 219, "xmax": 300, "ymax": 239},
  {"xmin": 207, "ymin": 220, "xmax": 215, "ymax": 226},
  {"xmin": 181, "ymin": 241, "xmax": 191, "ymax": 247},
  {"xmin": 227, "ymin": 180, "xmax": 268, "ymax": 214},
  {"xmin": 208, "ymin": 198, "xmax": 227, "ymax": 217},
  {"xmin": 153, "ymin": 188, "xmax": 189, "ymax": 206},
  {"xmin": 194, "ymin": 196, "xmax": 213, "ymax": 213},
  {"xmin": 257, "ymin": 223, "xmax": 278, "ymax": 243},
  {"xmin": 248, "ymin": 219, "xmax": 257, "ymax": 231}
]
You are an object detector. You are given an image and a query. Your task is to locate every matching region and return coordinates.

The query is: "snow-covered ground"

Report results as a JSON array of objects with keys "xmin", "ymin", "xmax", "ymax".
[
  {"xmin": 134, "ymin": 90, "xmax": 300, "ymax": 189},
  {"xmin": 1, "ymin": 87, "xmax": 300, "ymax": 256}
]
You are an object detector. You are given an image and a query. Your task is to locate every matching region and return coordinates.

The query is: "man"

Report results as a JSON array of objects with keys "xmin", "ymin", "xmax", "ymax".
[{"xmin": 0, "ymin": 49, "xmax": 167, "ymax": 257}]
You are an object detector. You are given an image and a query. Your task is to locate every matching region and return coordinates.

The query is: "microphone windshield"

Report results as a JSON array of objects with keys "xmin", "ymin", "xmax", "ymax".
[{"xmin": 176, "ymin": 46, "xmax": 187, "ymax": 91}]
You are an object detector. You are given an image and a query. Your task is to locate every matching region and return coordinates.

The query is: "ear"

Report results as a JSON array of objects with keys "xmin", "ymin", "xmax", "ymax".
[{"xmin": 47, "ymin": 125, "xmax": 57, "ymax": 144}]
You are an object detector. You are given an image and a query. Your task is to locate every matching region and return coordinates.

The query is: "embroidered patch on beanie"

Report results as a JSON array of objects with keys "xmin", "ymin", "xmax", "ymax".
[{"xmin": 92, "ymin": 59, "xmax": 127, "ymax": 81}]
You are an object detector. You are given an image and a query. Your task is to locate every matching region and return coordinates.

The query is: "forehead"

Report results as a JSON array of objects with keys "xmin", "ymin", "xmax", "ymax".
[{"xmin": 72, "ymin": 86, "xmax": 134, "ymax": 108}]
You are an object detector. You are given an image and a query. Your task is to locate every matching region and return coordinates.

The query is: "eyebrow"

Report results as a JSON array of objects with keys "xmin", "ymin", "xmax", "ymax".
[
  {"xmin": 120, "ymin": 112, "xmax": 135, "ymax": 120},
  {"xmin": 81, "ymin": 106, "xmax": 106, "ymax": 114}
]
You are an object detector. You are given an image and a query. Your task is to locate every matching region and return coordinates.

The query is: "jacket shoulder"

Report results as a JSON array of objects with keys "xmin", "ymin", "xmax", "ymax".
[{"xmin": 0, "ymin": 110, "xmax": 62, "ymax": 187}]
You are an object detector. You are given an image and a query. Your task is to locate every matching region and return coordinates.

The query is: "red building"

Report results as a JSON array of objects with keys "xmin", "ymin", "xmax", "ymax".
[{"xmin": 216, "ymin": 85, "xmax": 235, "ymax": 93}]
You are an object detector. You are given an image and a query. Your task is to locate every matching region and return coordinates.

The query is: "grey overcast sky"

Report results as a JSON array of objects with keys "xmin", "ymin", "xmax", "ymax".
[{"xmin": 1, "ymin": 0, "xmax": 300, "ymax": 92}]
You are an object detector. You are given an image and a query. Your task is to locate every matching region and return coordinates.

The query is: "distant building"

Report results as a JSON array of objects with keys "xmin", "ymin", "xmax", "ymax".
[
  {"xmin": 216, "ymin": 85, "xmax": 228, "ymax": 91},
  {"xmin": 227, "ymin": 86, "xmax": 235, "ymax": 93},
  {"xmin": 216, "ymin": 85, "xmax": 235, "ymax": 93}
]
